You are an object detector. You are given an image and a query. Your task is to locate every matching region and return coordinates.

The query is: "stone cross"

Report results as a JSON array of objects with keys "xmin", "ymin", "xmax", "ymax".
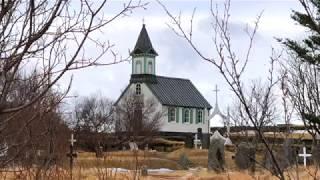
[{"xmin": 298, "ymin": 146, "xmax": 312, "ymax": 167}]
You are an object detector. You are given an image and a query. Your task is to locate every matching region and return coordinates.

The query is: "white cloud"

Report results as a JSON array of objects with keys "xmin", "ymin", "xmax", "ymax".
[{"xmin": 58, "ymin": 0, "xmax": 303, "ymax": 118}]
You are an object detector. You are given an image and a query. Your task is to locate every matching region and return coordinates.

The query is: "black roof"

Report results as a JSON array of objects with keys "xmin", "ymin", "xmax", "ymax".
[
  {"xmin": 130, "ymin": 24, "xmax": 158, "ymax": 56},
  {"xmin": 146, "ymin": 76, "xmax": 212, "ymax": 109}
]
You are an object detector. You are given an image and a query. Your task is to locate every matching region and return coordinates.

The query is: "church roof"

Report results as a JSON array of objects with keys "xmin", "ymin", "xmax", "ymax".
[
  {"xmin": 146, "ymin": 76, "xmax": 212, "ymax": 109},
  {"xmin": 130, "ymin": 24, "xmax": 158, "ymax": 56}
]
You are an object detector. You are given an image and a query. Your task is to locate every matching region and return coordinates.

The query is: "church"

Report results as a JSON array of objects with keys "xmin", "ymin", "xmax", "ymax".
[{"xmin": 115, "ymin": 24, "xmax": 212, "ymax": 148}]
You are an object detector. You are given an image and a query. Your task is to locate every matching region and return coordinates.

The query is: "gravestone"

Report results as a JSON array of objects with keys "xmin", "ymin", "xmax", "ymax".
[
  {"xmin": 312, "ymin": 143, "xmax": 320, "ymax": 167},
  {"xmin": 141, "ymin": 165, "xmax": 148, "ymax": 176},
  {"xmin": 208, "ymin": 131, "xmax": 225, "ymax": 172},
  {"xmin": 282, "ymin": 139, "xmax": 296, "ymax": 167},
  {"xmin": 235, "ymin": 142, "xmax": 255, "ymax": 171},
  {"xmin": 264, "ymin": 139, "xmax": 296, "ymax": 173},
  {"xmin": 0, "ymin": 143, "xmax": 8, "ymax": 157},
  {"xmin": 264, "ymin": 150, "xmax": 281, "ymax": 174},
  {"xmin": 178, "ymin": 153, "xmax": 193, "ymax": 170},
  {"xmin": 129, "ymin": 142, "xmax": 138, "ymax": 151},
  {"xmin": 224, "ymin": 137, "xmax": 232, "ymax": 146},
  {"xmin": 95, "ymin": 145, "xmax": 103, "ymax": 158}
]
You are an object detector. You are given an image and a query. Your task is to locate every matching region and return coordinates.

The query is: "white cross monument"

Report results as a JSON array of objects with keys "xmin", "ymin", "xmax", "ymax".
[
  {"xmin": 194, "ymin": 134, "xmax": 202, "ymax": 149},
  {"xmin": 69, "ymin": 133, "xmax": 77, "ymax": 146},
  {"xmin": 67, "ymin": 133, "xmax": 77, "ymax": 179},
  {"xmin": 298, "ymin": 146, "xmax": 312, "ymax": 167}
]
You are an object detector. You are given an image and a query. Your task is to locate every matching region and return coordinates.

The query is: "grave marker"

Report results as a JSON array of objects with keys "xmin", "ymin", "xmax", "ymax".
[
  {"xmin": 129, "ymin": 142, "xmax": 138, "ymax": 151},
  {"xmin": 67, "ymin": 133, "xmax": 77, "ymax": 179},
  {"xmin": 298, "ymin": 146, "xmax": 311, "ymax": 167},
  {"xmin": 194, "ymin": 134, "xmax": 201, "ymax": 149}
]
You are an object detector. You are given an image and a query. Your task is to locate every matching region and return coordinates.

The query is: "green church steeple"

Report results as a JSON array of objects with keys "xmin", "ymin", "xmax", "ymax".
[
  {"xmin": 131, "ymin": 24, "xmax": 158, "ymax": 56},
  {"xmin": 131, "ymin": 24, "xmax": 157, "ymax": 75}
]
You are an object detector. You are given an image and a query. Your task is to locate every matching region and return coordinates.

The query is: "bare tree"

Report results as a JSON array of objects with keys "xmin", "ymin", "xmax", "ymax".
[
  {"xmin": 158, "ymin": 0, "xmax": 285, "ymax": 178},
  {"xmin": 229, "ymin": 81, "xmax": 278, "ymax": 140},
  {"xmin": 230, "ymin": 81, "xmax": 278, "ymax": 128},
  {"xmin": 114, "ymin": 92, "xmax": 165, "ymax": 146},
  {"xmin": 280, "ymin": 55, "xmax": 320, "ymax": 138},
  {"xmin": 279, "ymin": 0, "xmax": 320, "ymax": 139},
  {"xmin": 0, "ymin": 71, "xmax": 70, "ymax": 169},
  {"xmin": 0, "ymin": 0, "xmax": 146, "ymax": 167},
  {"xmin": 73, "ymin": 93, "xmax": 113, "ymax": 153}
]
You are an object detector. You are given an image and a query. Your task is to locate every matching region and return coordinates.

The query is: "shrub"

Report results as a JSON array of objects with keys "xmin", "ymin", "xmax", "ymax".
[{"xmin": 178, "ymin": 153, "xmax": 193, "ymax": 170}]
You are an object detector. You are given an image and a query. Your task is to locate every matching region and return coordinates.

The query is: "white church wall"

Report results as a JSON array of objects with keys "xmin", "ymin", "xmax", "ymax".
[
  {"xmin": 116, "ymin": 82, "xmax": 165, "ymax": 125},
  {"xmin": 117, "ymin": 82, "xmax": 210, "ymax": 134},
  {"xmin": 161, "ymin": 106, "xmax": 210, "ymax": 134}
]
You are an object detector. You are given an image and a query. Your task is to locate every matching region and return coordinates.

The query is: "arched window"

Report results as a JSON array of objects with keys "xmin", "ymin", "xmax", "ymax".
[
  {"xmin": 135, "ymin": 61, "xmax": 142, "ymax": 74},
  {"xmin": 148, "ymin": 61, "xmax": 153, "ymax": 74},
  {"xmin": 135, "ymin": 83, "xmax": 141, "ymax": 95},
  {"xmin": 197, "ymin": 109, "xmax": 203, "ymax": 123},
  {"xmin": 168, "ymin": 107, "xmax": 175, "ymax": 122},
  {"xmin": 184, "ymin": 109, "xmax": 190, "ymax": 123}
]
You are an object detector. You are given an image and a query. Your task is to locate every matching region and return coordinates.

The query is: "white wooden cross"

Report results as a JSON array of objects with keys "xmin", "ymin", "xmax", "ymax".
[
  {"xmin": 298, "ymin": 146, "xmax": 312, "ymax": 167},
  {"xmin": 69, "ymin": 133, "xmax": 77, "ymax": 146},
  {"xmin": 194, "ymin": 134, "xmax": 201, "ymax": 149}
]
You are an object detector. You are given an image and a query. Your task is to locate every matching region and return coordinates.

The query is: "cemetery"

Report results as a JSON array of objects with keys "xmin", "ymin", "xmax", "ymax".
[
  {"xmin": 2, "ymin": 0, "xmax": 320, "ymax": 179},
  {"xmin": 0, "ymin": 128, "xmax": 319, "ymax": 179}
]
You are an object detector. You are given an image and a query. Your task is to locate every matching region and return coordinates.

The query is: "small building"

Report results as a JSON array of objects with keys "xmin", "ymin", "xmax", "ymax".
[{"xmin": 115, "ymin": 24, "xmax": 212, "ymax": 148}]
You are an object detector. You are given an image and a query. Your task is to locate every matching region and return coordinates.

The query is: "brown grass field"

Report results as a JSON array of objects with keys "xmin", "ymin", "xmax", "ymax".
[
  {"xmin": 0, "ymin": 148, "xmax": 319, "ymax": 179},
  {"xmin": 72, "ymin": 148, "xmax": 319, "ymax": 180}
]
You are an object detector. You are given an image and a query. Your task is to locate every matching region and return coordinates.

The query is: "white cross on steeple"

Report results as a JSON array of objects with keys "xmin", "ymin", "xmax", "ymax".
[{"xmin": 213, "ymin": 84, "xmax": 220, "ymax": 106}]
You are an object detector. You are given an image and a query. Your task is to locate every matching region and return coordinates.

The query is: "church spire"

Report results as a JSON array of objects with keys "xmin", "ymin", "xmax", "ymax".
[
  {"xmin": 213, "ymin": 84, "xmax": 221, "ymax": 115},
  {"xmin": 130, "ymin": 24, "xmax": 158, "ymax": 56},
  {"xmin": 130, "ymin": 24, "xmax": 157, "ymax": 76}
]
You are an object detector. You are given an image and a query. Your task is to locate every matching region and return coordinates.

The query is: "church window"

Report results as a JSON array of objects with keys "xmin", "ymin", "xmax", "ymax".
[
  {"xmin": 135, "ymin": 83, "xmax": 141, "ymax": 95},
  {"xmin": 135, "ymin": 61, "xmax": 142, "ymax": 74},
  {"xmin": 168, "ymin": 107, "xmax": 175, "ymax": 122},
  {"xmin": 197, "ymin": 109, "xmax": 203, "ymax": 123},
  {"xmin": 184, "ymin": 109, "xmax": 190, "ymax": 123},
  {"xmin": 148, "ymin": 61, "xmax": 153, "ymax": 74}
]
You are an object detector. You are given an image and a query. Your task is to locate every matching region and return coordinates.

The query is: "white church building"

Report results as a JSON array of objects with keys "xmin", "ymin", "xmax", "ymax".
[{"xmin": 115, "ymin": 24, "xmax": 212, "ymax": 147}]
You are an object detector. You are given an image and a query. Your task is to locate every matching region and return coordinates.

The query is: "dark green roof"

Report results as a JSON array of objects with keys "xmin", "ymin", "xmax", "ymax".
[
  {"xmin": 115, "ymin": 75, "xmax": 212, "ymax": 109},
  {"xmin": 130, "ymin": 24, "xmax": 158, "ymax": 56},
  {"xmin": 146, "ymin": 76, "xmax": 212, "ymax": 109}
]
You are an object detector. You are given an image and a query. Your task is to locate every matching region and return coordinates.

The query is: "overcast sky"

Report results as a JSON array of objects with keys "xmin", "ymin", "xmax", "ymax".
[{"xmin": 60, "ymin": 0, "xmax": 304, "ymax": 118}]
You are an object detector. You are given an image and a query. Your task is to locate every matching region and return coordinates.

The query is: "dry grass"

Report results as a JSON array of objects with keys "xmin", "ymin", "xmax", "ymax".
[{"xmin": 0, "ymin": 148, "xmax": 319, "ymax": 179}]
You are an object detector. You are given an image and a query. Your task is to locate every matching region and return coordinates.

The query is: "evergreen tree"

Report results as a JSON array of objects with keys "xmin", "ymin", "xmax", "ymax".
[
  {"xmin": 282, "ymin": 0, "xmax": 320, "ymax": 66},
  {"xmin": 281, "ymin": 0, "xmax": 320, "ymax": 135}
]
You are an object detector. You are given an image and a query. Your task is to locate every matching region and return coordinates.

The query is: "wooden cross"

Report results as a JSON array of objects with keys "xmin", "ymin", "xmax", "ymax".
[
  {"xmin": 194, "ymin": 134, "xmax": 201, "ymax": 149},
  {"xmin": 298, "ymin": 146, "xmax": 312, "ymax": 167},
  {"xmin": 67, "ymin": 133, "xmax": 77, "ymax": 179},
  {"xmin": 69, "ymin": 133, "xmax": 77, "ymax": 146}
]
